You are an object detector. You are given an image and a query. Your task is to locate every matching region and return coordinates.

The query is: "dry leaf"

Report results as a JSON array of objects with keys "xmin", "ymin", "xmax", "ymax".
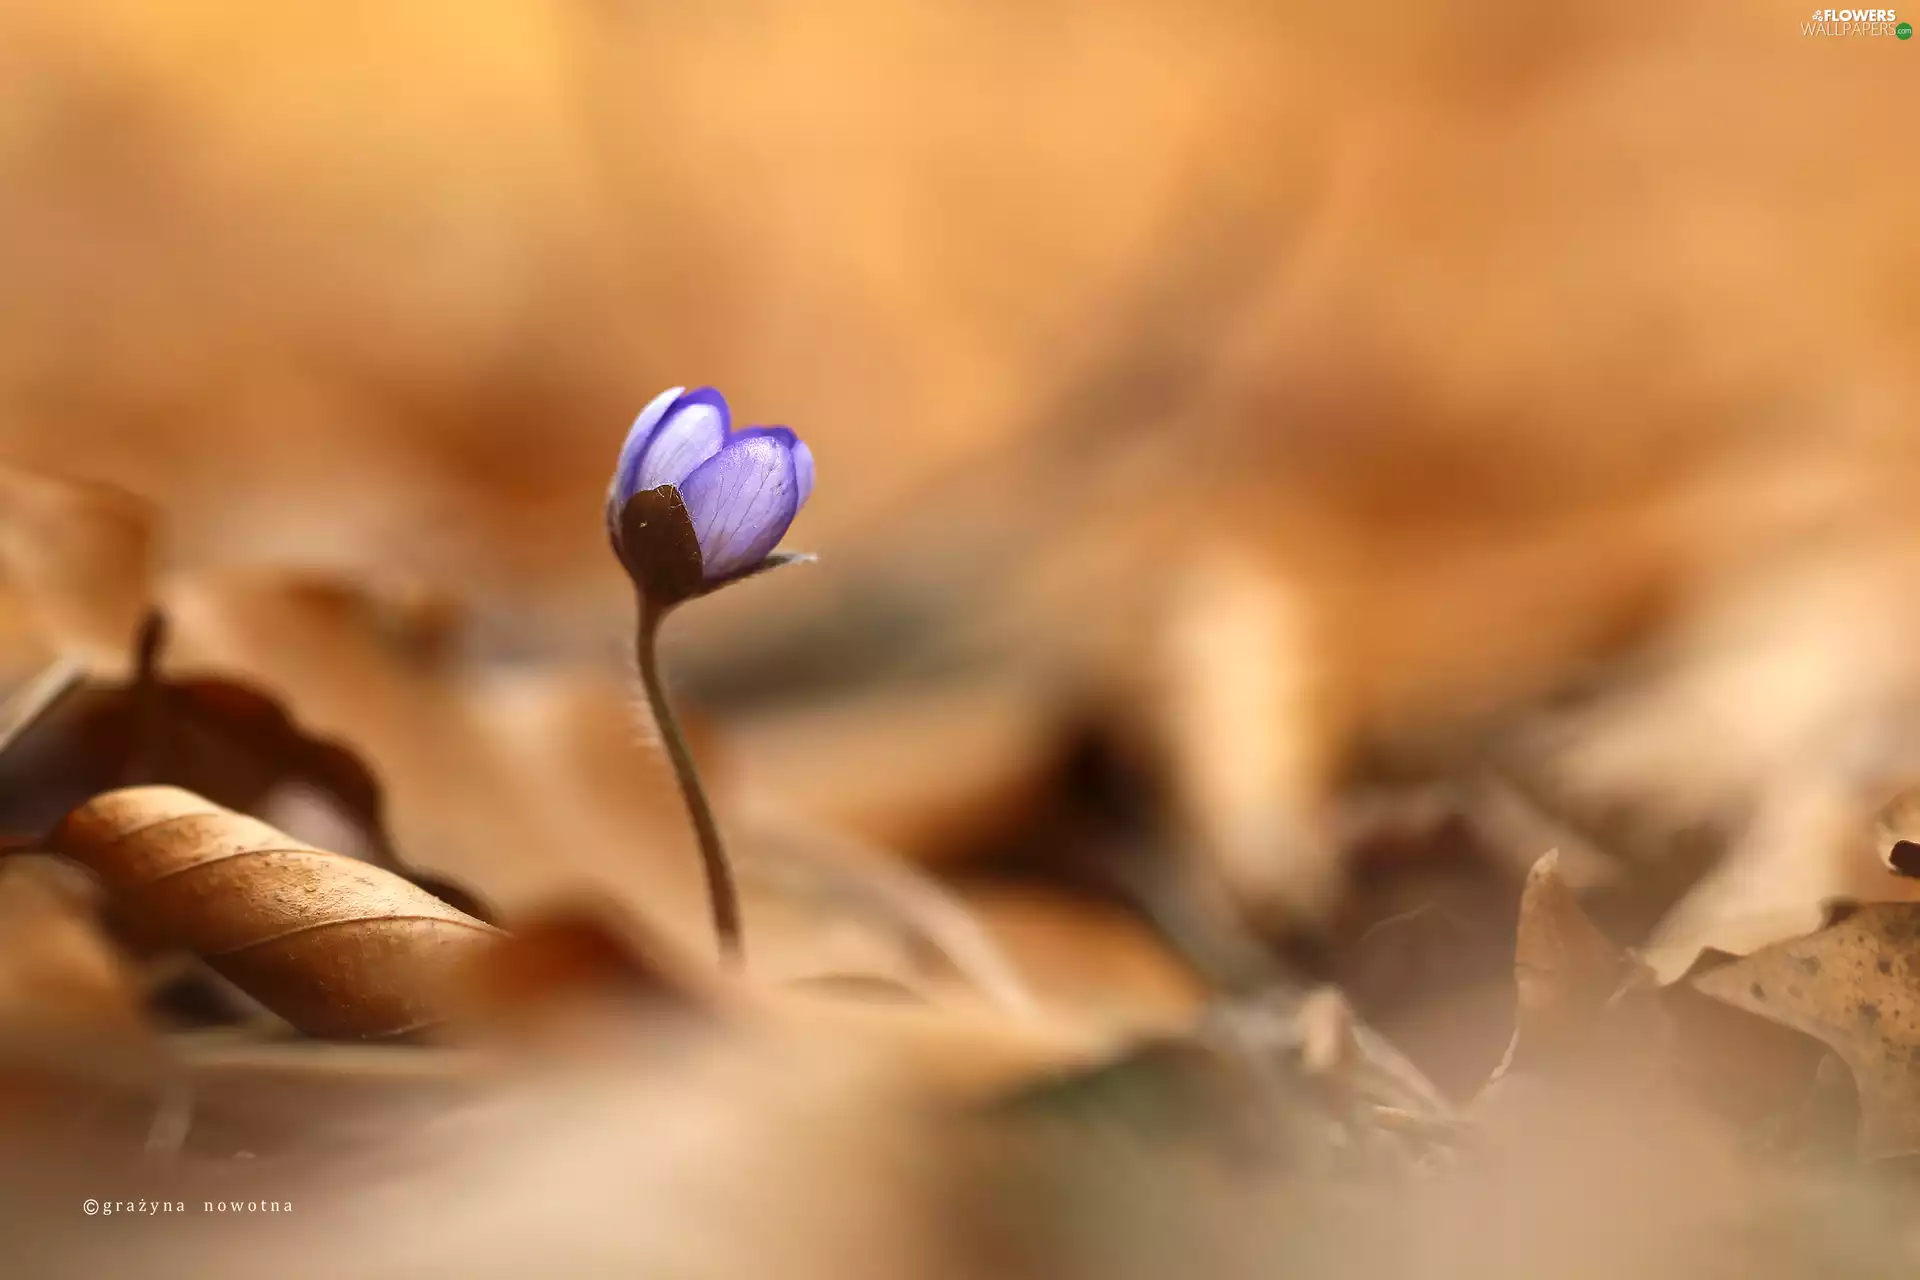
[
  {"xmin": 0, "ymin": 614, "xmax": 487, "ymax": 916},
  {"xmin": 1486, "ymin": 848, "xmax": 1657, "ymax": 1091},
  {"xmin": 162, "ymin": 572, "xmax": 708, "ymax": 942},
  {"xmin": 734, "ymin": 805, "xmax": 1037, "ymax": 1014},
  {"xmin": 0, "ymin": 466, "xmax": 155, "ymax": 677},
  {"xmin": 1294, "ymin": 986, "xmax": 1357, "ymax": 1077},
  {"xmin": 0, "ymin": 855, "xmax": 147, "ymax": 1039},
  {"xmin": 0, "ymin": 854, "xmax": 174, "ymax": 1158},
  {"xmin": 1508, "ymin": 850, "xmax": 1646, "ymax": 1062},
  {"xmin": 1201, "ymin": 985, "xmax": 1451, "ymax": 1123},
  {"xmin": 727, "ymin": 676, "xmax": 1065, "ymax": 869},
  {"xmin": 450, "ymin": 901, "xmax": 723, "ymax": 1038},
  {"xmin": 1873, "ymin": 785, "xmax": 1920, "ymax": 878},
  {"xmin": 49, "ymin": 786, "xmax": 500, "ymax": 1039},
  {"xmin": 1638, "ymin": 777, "xmax": 1920, "ymax": 983},
  {"xmin": 451, "ymin": 895, "xmax": 1100, "ymax": 1100},
  {"xmin": 1487, "ymin": 852, "xmax": 1821, "ymax": 1126},
  {"xmin": 1153, "ymin": 546, "xmax": 1339, "ymax": 928},
  {"xmin": 955, "ymin": 883, "xmax": 1204, "ymax": 1032},
  {"xmin": 157, "ymin": 574, "xmax": 1033, "ymax": 985},
  {"xmin": 1690, "ymin": 902, "xmax": 1920, "ymax": 1159},
  {"xmin": 0, "ymin": 655, "xmax": 86, "ymax": 762}
]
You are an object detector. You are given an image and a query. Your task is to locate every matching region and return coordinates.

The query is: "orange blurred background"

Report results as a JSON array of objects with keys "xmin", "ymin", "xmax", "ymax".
[
  {"xmin": 6, "ymin": 0, "xmax": 1920, "ymax": 985},
  {"xmin": 3, "ymin": 0, "xmax": 1910, "ymax": 640}
]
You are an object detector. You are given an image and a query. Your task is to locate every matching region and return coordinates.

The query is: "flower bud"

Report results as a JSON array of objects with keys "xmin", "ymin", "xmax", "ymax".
[{"xmin": 608, "ymin": 387, "xmax": 814, "ymax": 585}]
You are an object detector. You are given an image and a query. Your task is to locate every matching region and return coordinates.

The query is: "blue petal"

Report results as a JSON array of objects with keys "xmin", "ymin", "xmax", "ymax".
[
  {"xmin": 679, "ymin": 433, "xmax": 800, "ymax": 580},
  {"xmin": 608, "ymin": 386, "xmax": 686, "ymax": 513},
  {"xmin": 734, "ymin": 426, "xmax": 813, "ymax": 510},
  {"xmin": 791, "ymin": 440, "xmax": 815, "ymax": 508},
  {"xmin": 631, "ymin": 387, "xmax": 729, "ymax": 493}
]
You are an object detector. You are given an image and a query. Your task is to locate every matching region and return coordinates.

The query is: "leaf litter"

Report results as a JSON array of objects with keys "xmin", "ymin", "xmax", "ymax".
[
  {"xmin": 6, "ymin": 342, "xmax": 1920, "ymax": 1278},
  {"xmin": 0, "ymin": 464, "xmax": 1919, "ymax": 1279}
]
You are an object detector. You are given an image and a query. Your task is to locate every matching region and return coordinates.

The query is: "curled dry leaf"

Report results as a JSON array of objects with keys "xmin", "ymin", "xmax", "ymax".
[
  {"xmin": 164, "ymin": 573, "xmax": 695, "ymax": 933},
  {"xmin": 1689, "ymin": 902, "xmax": 1920, "ymax": 1159},
  {"xmin": 49, "ymin": 786, "xmax": 501, "ymax": 1040},
  {"xmin": 0, "ymin": 612, "xmax": 490, "ymax": 919}
]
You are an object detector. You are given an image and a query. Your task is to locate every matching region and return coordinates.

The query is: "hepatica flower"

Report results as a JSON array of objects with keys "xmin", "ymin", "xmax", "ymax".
[
  {"xmin": 608, "ymin": 386, "xmax": 815, "ymax": 587},
  {"xmin": 606, "ymin": 386, "xmax": 817, "ymax": 968}
]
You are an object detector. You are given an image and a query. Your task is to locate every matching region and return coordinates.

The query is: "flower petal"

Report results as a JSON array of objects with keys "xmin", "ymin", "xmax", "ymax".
[
  {"xmin": 733, "ymin": 426, "xmax": 813, "ymax": 509},
  {"xmin": 791, "ymin": 440, "xmax": 815, "ymax": 508},
  {"xmin": 632, "ymin": 387, "xmax": 729, "ymax": 493},
  {"xmin": 608, "ymin": 386, "xmax": 686, "ymax": 513},
  {"xmin": 679, "ymin": 433, "xmax": 800, "ymax": 581}
]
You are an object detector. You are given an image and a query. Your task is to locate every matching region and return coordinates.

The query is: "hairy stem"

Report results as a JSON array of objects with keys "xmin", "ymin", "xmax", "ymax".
[{"xmin": 635, "ymin": 605, "xmax": 743, "ymax": 966}]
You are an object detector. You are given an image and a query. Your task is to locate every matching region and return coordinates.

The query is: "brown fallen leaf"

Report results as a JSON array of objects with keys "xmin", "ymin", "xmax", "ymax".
[
  {"xmin": 1201, "ymin": 984, "xmax": 1452, "ymax": 1124},
  {"xmin": 1637, "ymin": 777, "xmax": 1918, "ymax": 984},
  {"xmin": 448, "ymin": 895, "xmax": 1105, "ymax": 1105},
  {"xmin": 1152, "ymin": 545, "xmax": 1340, "ymax": 929},
  {"xmin": 0, "ymin": 613, "xmax": 490, "ymax": 919},
  {"xmin": 470, "ymin": 666, "xmax": 930, "ymax": 984},
  {"xmin": 0, "ymin": 855, "xmax": 147, "ymax": 1039},
  {"xmin": 0, "ymin": 854, "xmax": 179, "ymax": 1157},
  {"xmin": 1874, "ymin": 784, "xmax": 1920, "ymax": 878},
  {"xmin": 1689, "ymin": 902, "xmax": 1920, "ymax": 1159},
  {"xmin": 450, "ymin": 900, "xmax": 724, "ymax": 1038},
  {"xmin": 163, "ymin": 572, "xmax": 704, "ymax": 943},
  {"xmin": 734, "ymin": 804, "xmax": 1037, "ymax": 1015},
  {"xmin": 0, "ymin": 465, "xmax": 155, "ymax": 678},
  {"xmin": 726, "ymin": 675, "xmax": 1065, "ymax": 869},
  {"xmin": 1484, "ymin": 852, "xmax": 1822, "ymax": 1128},
  {"xmin": 952, "ymin": 882, "xmax": 1204, "ymax": 1032},
  {"xmin": 49, "ymin": 786, "xmax": 501, "ymax": 1040},
  {"xmin": 1506, "ymin": 850, "xmax": 1647, "ymax": 1067},
  {"xmin": 0, "ymin": 655, "xmax": 87, "ymax": 761},
  {"xmin": 154, "ymin": 574, "xmax": 1023, "ymax": 984},
  {"xmin": 163, "ymin": 1034, "xmax": 489, "ymax": 1160},
  {"xmin": 1536, "ymin": 551, "xmax": 1920, "ymax": 984}
]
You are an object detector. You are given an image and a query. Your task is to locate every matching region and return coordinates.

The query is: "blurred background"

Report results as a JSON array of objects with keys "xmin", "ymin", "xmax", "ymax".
[{"xmin": 6, "ymin": 0, "xmax": 1920, "ymax": 1184}]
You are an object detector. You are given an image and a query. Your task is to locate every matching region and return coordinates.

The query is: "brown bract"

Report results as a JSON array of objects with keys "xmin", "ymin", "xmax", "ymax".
[
  {"xmin": 49, "ymin": 786, "xmax": 501, "ymax": 1040},
  {"xmin": 614, "ymin": 487, "xmax": 707, "ymax": 611}
]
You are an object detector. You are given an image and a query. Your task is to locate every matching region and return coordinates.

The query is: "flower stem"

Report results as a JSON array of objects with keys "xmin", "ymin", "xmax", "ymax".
[{"xmin": 635, "ymin": 604, "xmax": 743, "ymax": 967}]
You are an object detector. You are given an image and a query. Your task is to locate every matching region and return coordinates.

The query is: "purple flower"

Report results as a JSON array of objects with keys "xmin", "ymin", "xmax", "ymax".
[{"xmin": 608, "ymin": 386, "xmax": 815, "ymax": 582}]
